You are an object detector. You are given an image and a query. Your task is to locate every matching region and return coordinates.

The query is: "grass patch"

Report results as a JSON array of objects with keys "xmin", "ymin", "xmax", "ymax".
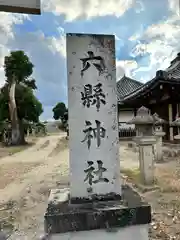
[
  {"xmin": 7, "ymin": 145, "xmax": 32, "ymax": 154},
  {"xmin": 159, "ymin": 179, "xmax": 180, "ymax": 193},
  {"xmin": 121, "ymin": 168, "xmax": 141, "ymax": 183},
  {"xmin": 121, "ymin": 168, "xmax": 159, "ymax": 192},
  {"xmin": 0, "ymin": 141, "xmax": 36, "ymax": 159},
  {"xmin": 155, "ymin": 164, "xmax": 180, "ymax": 193}
]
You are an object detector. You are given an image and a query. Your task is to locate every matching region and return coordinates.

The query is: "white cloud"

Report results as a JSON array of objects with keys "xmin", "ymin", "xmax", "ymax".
[
  {"xmin": 43, "ymin": 0, "xmax": 134, "ymax": 21},
  {"xmin": 0, "ymin": 12, "xmax": 28, "ymax": 85},
  {"xmin": 131, "ymin": 42, "xmax": 147, "ymax": 58},
  {"xmin": 168, "ymin": 0, "xmax": 180, "ymax": 16},
  {"xmin": 116, "ymin": 60, "xmax": 138, "ymax": 80},
  {"xmin": 50, "ymin": 30, "xmax": 66, "ymax": 58},
  {"xmin": 2, "ymin": 0, "xmax": 180, "ymax": 119},
  {"xmin": 7, "ymin": 29, "xmax": 67, "ymax": 119},
  {"xmin": 0, "ymin": 12, "xmax": 28, "ymax": 40},
  {"xmin": 134, "ymin": 0, "xmax": 144, "ymax": 13},
  {"xmin": 129, "ymin": 15, "xmax": 180, "ymax": 81},
  {"xmin": 0, "ymin": 10, "xmax": 66, "ymax": 119},
  {"xmin": 125, "ymin": 2, "xmax": 180, "ymax": 82},
  {"xmin": 145, "ymin": 19, "xmax": 180, "ymax": 63}
]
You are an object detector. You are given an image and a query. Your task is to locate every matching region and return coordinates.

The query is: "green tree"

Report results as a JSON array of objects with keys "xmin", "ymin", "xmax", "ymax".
[
  {"xmin": 0, "ymin": 83, "xmax": 43, "ymax": 144},
  {"xmin": 52, "ymin": 102, "xmax": 67, "ymax": 121},
  {"xmin": 0, "ymin": 84, "xmax": 43, "ymax": 144},
  {"xmin": 3, "ymin": 50, "xmax": 41, "ymax": 145}
]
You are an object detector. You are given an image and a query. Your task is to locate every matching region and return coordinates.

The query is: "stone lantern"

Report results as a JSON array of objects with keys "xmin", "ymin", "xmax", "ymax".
[
  {"xmin": 129, "ymin": 106, "xmax": 155, "ymax": 141},
  {"xmin": 171, "ymin": 117, "xmax": 180, "ymax": 142},
  {"xmin": 153, "ymin": 113, "xmax": 166, "ymax": 132},
  {"xmin": 129, "ymin": 106, "xmax": 156, "ymax": 185},
  {"xmin": 152, "ymin": 113, "xmax": 166, "ymax": 162}
]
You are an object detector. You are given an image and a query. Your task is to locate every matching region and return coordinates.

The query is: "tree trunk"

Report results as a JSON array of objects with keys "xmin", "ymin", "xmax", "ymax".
[
  {"xmin": 8, "ymin": 79, "xmax": 21, "ymax": 145},
  {"xmin": 19, "ymin": 120, "xmax": 26, "ymax": 144}
]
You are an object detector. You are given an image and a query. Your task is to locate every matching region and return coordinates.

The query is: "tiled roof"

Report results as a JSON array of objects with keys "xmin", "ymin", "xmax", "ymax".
[
  {"xmin": 116, "ymin": 75, "xmax": 143, "ymax": 102},
  {"xmin": 165, "ymin": 53, "xmax": 180, "ymax": 79},
  {"xmin": 122, "ymin": 78, "xmax": 155, "ymax": 101},
  {"xmin": 121, "ymin": 52, "xmax": 180, "ymax": 103}
]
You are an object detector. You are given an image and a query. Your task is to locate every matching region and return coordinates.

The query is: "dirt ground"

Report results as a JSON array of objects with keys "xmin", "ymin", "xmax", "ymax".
[
  {"xmin": 0, "ymin": 138, "xmax": 180, "ymax": 239},
  {"xmin": 0, "ymin": 136, "xmax": 37, "ymax": 159},
  {"xmin": 120, "ymin": 141, "xmax": 180, "ymax": 240},
  {"xmin": 0, "ymin": 133, "xmax": 69, "ymax": 239}
]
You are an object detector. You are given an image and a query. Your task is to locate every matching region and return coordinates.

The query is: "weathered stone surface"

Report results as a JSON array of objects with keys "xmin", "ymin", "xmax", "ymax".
[
  {"xmin": 39, "ymin": 233, "xmax": 49, "ymax": 240},
  {"xmin": 0, "ymin": 232, "xmax": 6, "ymax": 240},
  {"xmin": 44, "ymin": 185, "xmax": 151, "ymax": 234},
  {"xmin": 67, "ymin": 34, "xmax": 120, "ymax": 200},
  {"xmin": 50, "ymin": 225, "xmax": 149, "ymax": 240},
  {"xmin": 153, "ymin": 113, "xmax": 166, "ymax": 126},
  {"xmin": 129, "ymin": 106, "xmax": 154, "ymax": 126},
  {"xmin": 137, "ymin": 138, "xmax": 156, "ymax": 185},
  {"xmin": 171, "ymin": 118, "xmax": 180, "ymax": 127},
  {"xmin": 70, "ymin": 192, "xmax": 121, "ymax": 204}
]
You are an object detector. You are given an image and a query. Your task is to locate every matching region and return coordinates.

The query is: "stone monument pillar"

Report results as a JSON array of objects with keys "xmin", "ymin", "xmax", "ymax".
[
  {"xmin": 44, "ymin": 34, "xmax": 151, "ymax": 240},
  {"xmin": 129, "ymin": 106, "xmax": 156, "ymax": 185},
  {"xmin": 68, "ymin": 35, "xmax": 121, "ymax": 202},
  {"xmin": 153, "ymin": 113, "xmax": 166, "ymax": 162}
]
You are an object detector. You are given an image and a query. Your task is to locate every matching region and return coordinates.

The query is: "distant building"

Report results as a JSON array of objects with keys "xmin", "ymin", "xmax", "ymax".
[
  {"xmin": 117, "ymin": 52, "xmax": 180, "ymax": 141},
  {"xmin": 45, "ymin": 120, "xmax": 60, "ymax": 133}
]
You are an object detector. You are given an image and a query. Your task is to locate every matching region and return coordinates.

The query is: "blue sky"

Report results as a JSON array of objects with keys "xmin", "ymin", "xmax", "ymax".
[{"xmin": 0, "ymin": 0, "xmax": 180, "ymax": 120}]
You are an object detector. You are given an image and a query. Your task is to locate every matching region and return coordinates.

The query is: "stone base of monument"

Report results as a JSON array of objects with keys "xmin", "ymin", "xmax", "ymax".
[{"xmin": 44, "ymin": 185, "xmax": 151, "ymax": 240}]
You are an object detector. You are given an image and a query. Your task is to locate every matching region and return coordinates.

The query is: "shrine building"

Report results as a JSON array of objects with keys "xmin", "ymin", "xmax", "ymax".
[{"xmin": 117, "ymin": 52, "xmax": 180, "ymax": 141}]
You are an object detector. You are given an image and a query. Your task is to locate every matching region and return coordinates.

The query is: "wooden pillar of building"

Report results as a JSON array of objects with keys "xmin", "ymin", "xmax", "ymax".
[
  {"xmin": 168, "ymin": 104, "xmax": 173, "ymax": 141},
  {"xmin": 134, "ymin": 108, "xmax": 137, "ymax": 116},
  {"xmin": 177, "ymin": 104, "xmax": 180, "ymax": 134}
]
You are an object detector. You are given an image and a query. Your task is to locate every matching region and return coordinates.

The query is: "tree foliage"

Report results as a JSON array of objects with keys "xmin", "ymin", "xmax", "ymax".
[
  {"xmin": 0, "ymin": 84, "xmax": 43, "ymax": 123},
  {"xmin": 3, "ymin": 50, "xmax": 42, "ymax": 123},
  {"xmin": 0, "ymin": 50, "xmax": 43, "ymax": 145},
  {"xmin": 4, "ymin": 50, "xmax": 36, "ymax": 89},
  {"xmin": 52, "ymin": 102, "xmax": 67, "ymax": 120},
  {"xmin": 0, "ymin": 87, "xmax": 43, "ymax": 134}
]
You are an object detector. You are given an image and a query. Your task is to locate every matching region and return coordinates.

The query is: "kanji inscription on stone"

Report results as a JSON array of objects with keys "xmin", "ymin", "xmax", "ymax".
[{"xmin": 67, "ymin": 33, "xmax": 121, "ymax": 199}]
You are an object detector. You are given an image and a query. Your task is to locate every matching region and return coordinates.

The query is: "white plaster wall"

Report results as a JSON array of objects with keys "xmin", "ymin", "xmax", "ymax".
[
  {"xmin": 119, "ymin": 110, "xmax": 135, "ymax": 128},
  {"xmin": 50, "ymin": 224, "xmax": 149, "ymax": 240},
  {"xmin": 66, "ymin": 34, "xmax": 121, "ymax": 199},
  {"xmin": 119, "ymin": 110, "xmax": 134, "ymax": 122},
  {"xmin": 0, "ymin": 0, "xmax": 40, "ymax": 9}
]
